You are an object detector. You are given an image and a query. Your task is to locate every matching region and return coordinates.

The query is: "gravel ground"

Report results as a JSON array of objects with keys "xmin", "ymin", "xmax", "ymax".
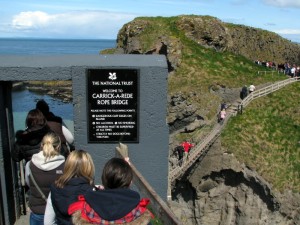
[{"xmin": 14, "ymin": 214, "xmax": 29, "ymax": 225}]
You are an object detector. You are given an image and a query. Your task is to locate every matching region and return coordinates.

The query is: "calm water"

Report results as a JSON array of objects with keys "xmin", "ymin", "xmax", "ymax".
[
  {"xmin": 6, "ymin": 38, "xmax": 116, "ymax": 133},
  {"xmin": 0, "ymin": 38, "xmax": 116, "ymax": 55}
]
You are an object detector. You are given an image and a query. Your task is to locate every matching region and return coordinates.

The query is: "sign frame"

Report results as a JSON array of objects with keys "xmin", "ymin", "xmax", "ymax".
[{"xmin": 86, "ymin": 68, "xmax": 139, "ymax": 143}]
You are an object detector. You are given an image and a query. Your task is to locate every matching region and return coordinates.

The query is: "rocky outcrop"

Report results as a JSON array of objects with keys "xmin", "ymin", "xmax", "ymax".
[
  {"xmin": 176, "ymin": 16, "xmax": 300, "ymax": 64},
  {"xmin": 169, "ymin": 139, "xmax": 300, "ymax": 225},
  {"xmin": 115, "ymin": 15, "xmax": 300, "ymax": 133},
  {"xmin": 116, "ymin": 16, "xmax": 300, "ymax": 69},
  {"xmin": 116, "ymin": 19, "xmax": 183, "ymax": 72},
  {"xmin": 13, "ymin": 81, "xmax": 73, "ymax": 102}
]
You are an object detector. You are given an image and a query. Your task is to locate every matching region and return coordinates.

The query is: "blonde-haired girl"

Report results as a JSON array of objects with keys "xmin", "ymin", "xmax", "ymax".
[
  {"xmin": 44, "ymin": 150, "xmax": 95, "ymax": 225},
  {"xmin": 25, "ymin": 131, "xmax": 65, "ymax": 225}
]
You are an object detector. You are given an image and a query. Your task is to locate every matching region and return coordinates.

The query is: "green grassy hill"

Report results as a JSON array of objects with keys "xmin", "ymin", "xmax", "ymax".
[{"xmin": 105, "ymin": 15, "xmax": 300, "ymax": 193}]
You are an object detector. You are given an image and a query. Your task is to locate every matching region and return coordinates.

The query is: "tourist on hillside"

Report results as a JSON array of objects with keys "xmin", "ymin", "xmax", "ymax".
[
  {"xmin": 12, "ymin": 109, "xmax": 51, "ymax": 162},
  {"xmin": 25, "ymin": 132, "xmax": 65, "ymax": 225},
  {"xmin": 44, "ymin": 150, "xmax": 95, "ymax": 225},
  {"xmin": 240, "ymin": 85, "xmax": 248, "ymax": 100},
  {"xmin": 36, "ymin": 99, "xmax": 74, "ymax": 158},
  {"xmin": 290, "ymin": 65, "xmax": 296, "ymax": 77},
  {"xmin": 175, "ymin": 145, "xmax": 184, "ymax": 166},
  {"xmin": 181, "ymin": 140, "xmax": 194, "ymax": 162},
  {"xmin": 218, "ymin": 108, "xmax": 226, "ymax": 124},
  {"xmin": 68, "ymin": 157, "xmax": 153, "ymax": 225},
  {"xmin": 249, "ymin": 84, "xmax": 256, "ymax": 93},
  {"xmin": 221, "ymin": 102, "xmax": 227, "ymax": 111}
]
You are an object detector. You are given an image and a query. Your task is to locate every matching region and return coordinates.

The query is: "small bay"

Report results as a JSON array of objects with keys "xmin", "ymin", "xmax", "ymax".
[{"xmin": 4, "ymin": 38, "xmax": 117, "ymax": 133}]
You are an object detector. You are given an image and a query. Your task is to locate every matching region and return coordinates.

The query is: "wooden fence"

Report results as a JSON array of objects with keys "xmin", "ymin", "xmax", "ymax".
[{"xmin": 239, "ymin": 77, "xmax": 299, "ymax": 111}]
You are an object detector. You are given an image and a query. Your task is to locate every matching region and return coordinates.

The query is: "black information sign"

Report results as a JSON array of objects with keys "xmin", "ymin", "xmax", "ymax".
[{"xmin": 87, "ymin": 69, "xmax": 139, "ymax": 143}]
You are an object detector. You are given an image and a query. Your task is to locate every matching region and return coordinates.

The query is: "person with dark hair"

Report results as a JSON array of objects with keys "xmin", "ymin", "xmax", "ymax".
[
  {"xmin": 44, "ymin": 150, "xmax": 95, "ymax": 225},
  {"xmin": 175, "ymin": 145, "xmax": 184, "ymax": 166},
  {"xmin": 36, "ymin": 99, "xmax": 74, "ymax": 158},
  {"xmin": 12, "ymin": 109, "xmax": 51, "ymax": 162},
  {"xmin": 240, "ymin": 85, "xmax": 248, "ymax": 100},
  {"xmin": 68, "ymin": 157, "xmax": 153, "ymax": 225},
  {"xmin": 221, "ymin": 102, "xmax": 227, "ymax": 111},
  {"xmin": 25, "ymin": 132, "xmax": 65, "ymax": 225}
]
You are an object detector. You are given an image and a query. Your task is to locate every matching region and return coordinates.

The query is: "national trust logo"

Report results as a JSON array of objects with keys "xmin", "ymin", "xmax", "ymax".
[{"xmin": 108, "ymin": 72, "xmax": 117, "ymax": 80}]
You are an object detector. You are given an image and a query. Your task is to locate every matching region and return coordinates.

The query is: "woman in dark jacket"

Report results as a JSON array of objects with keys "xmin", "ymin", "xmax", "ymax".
[
  {"xmin": 68, "ymin": 158, "xmax": 153, "ymax": 225},
  {"xmin": 44, "ymin": 150, "xmax": 95, "ymax": 225},
  {"xmin": 12, "ymin": 109, "xmax": 51, "ymax": 162}
]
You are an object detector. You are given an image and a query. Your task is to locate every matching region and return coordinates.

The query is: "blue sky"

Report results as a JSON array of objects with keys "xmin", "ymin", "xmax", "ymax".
[{"xmin": 0, "ymin": 0, "xmax": 300, "ymax": 42}]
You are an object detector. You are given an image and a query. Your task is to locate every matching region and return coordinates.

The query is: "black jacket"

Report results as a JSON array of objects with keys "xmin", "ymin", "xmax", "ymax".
[{"xmin": 12, "ymin": 125, "xmax": 51, "ymax": 162}]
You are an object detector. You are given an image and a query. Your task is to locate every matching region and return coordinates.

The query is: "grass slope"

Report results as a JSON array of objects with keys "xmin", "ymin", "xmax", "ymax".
[{"xmin": 222, "ymin": 82, "xmax": 300, "ymax": 192}]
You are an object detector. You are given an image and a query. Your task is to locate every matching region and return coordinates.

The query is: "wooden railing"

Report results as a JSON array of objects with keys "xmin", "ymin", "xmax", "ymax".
[
  {"xmin": 169, "ymin": 77, "xmax": 300, "ymax": 187},
  {"xmin": 115, "ymin": 143, "xmax": 183, "ymax": 225},
  {"xmin": 239, "ymin": 77, "xmax": 299, "ymax": 110},
  {"xmin": 169, "ymin": 111, "xmax": 233, "ymax": 184},
  {"xmin": 257, "ymin": 70, "xmax": 281, "ymax": 75}
]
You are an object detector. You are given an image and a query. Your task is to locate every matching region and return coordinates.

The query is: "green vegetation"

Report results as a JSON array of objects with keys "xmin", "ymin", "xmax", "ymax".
[
  {"xmin": 222, "ymin": 82, "xmax": 300, "ymax": 192},
  {"xmin": 111, "ymin": 15, "xmax": 300, "ymax": 193}
]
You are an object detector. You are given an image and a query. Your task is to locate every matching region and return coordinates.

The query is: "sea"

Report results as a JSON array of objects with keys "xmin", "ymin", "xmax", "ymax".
[
  {"xmin": 0, "ymin": 38, "xmax": 116, "ymax": 55},
  {"xmin": 1, "ymin": 38, "xmax": 116, "ymax": 133}
]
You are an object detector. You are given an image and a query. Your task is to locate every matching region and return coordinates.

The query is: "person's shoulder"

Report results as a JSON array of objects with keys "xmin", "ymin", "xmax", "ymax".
[{"xmin": 47, "ymin": 112, "xmax": 63, "ymax": 123}]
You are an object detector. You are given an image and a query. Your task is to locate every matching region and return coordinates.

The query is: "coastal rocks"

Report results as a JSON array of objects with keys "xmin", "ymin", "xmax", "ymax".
[
  {"xmin": 175, "ymin": 15, "xmax": 300, "ymax": 64},
  {"xmin": 116, "ymin": 19, "xmax": 183, "ymax": 72},
  {"xmin": 176, "ymin": 16, "xmax": 230, "ymax": 52},
  {"xmin": 13, "ymin": 81, "xmax": 73, "ymax": 102},
  {"xmin": 117, "ymin": 15, "xmax": 300, "ymax": 66},
  {"xmin": 169, "ymin": 139, "xmax": 300, "ymax": 225},
  {"xmin": 167, "ymin": 92, "xmax": 200, "ymax": 133}
]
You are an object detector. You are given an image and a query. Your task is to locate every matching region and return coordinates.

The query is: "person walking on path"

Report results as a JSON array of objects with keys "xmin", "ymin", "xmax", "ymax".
[
  {"xmin": 68, "ymin": 157, "xmax": 153, "ymax": 225},
  {"xmin": 219, "ymin": 108, "xmax": 227, "ymax": 124},
  {"xmin": 44, "ymin": 150, "xmax": 95, "ymax": 225},
  {"xmin": 181, "ymin": 140, "xmax": 194, "ymax": 162},
  {"xmin": 25, "ymin": 132, "xmax": 65, "ymax": 225},
  {"xmin": 175, "ymin": 145, "xmax": 184, "ymax": 166},
  {"xmin": 240, "ymin": 85, "xmax": 248, "ymax": 100},
  {"xmin": 249, "ymin": 84, "xmax": 256, "ymax": 93}
]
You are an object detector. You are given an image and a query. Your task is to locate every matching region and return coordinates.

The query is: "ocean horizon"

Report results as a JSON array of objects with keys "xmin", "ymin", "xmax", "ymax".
[{"xmin": 0, "ymin": 37, "xmax": 116, "ymax": 55}]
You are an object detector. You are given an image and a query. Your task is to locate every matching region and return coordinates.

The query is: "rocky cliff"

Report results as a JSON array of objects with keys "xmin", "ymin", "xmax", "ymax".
[
  {"xmin": 116, "ymin": 15, "xmax": 300, "ymax": 69},
  {"xmin": 169, "ymin": 140, "xmax": 300, "ymax": 225},
  {"xmin": 113, "ymin": 15, "xmax": 300, "ymax": 225},
  {"xmin": 114, "ymin": 15, "xmax": 300, "ymax": 133}
]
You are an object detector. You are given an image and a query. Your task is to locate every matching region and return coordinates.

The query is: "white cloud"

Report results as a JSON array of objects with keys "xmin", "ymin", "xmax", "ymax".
[
  {"xmin": 10, "ymin": 10, "xmax": 137, "ymax": 38},
  {"xmin": 275, "ymin": 29, "xmax": 300, "ymax": 34},
  {"xmin": 263, "ymin": 0, "xmax": 300, "ymax": 8},
  {"xmin": 12, "ymin": 11, "xmax": 52, "ymax": 29}
]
